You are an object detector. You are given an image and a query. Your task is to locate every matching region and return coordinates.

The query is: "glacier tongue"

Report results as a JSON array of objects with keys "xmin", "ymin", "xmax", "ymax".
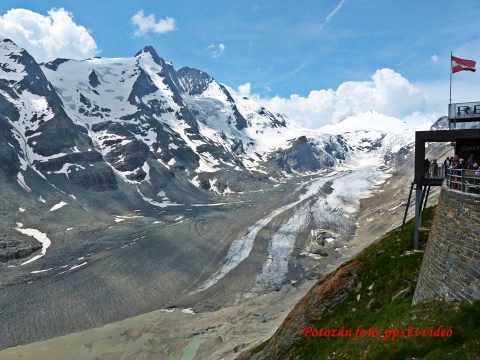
[{"xmin": 196, "ymin": 148, "xmax": 394, "ymax": 293}]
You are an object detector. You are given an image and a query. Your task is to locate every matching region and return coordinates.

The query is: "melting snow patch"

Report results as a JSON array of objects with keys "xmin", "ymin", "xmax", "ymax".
[
  {"xmin": 69, "ymin": 262, "xmax": 87, "ymax": 271},
  {"xmin": 49, "ymin": 201, "xmax": 67, "ymax": 212},
  {"xmin": 31, "ymin": 268, "xmax": 53, "ymax": 274},
  {"xmin": 16, "ymin": 225, "xmax": 52, "ymax": 266},
  {"xmin": 142, "ymin": 162, "xmax": 151, "ymax": 184},
  {"xmin": 160, "ymin": 308, "xmax": 176, "ymax": 313},
  {"xmin": 18, "ymin": 207, "xmax": 26, "ymax": 213},
  {"xmin": 181, "ymin": 308, "xmax": 195, "ymax": 314},
  {"xmin": 191, "ymin": 201, "xmax": 245, "ymax": 207},
  {"xmin": 114, "ymin": 215, "xmax": 143, "ymax": 223},
  {"xmin": 137, "ymin": 188, "xmax": 182, "ymax": 208}
]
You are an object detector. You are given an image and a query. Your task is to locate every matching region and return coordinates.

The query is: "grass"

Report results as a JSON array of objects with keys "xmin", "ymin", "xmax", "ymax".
[{"xmin": 288, "ymin": 207, "xmax": 480, "ymax": 360}]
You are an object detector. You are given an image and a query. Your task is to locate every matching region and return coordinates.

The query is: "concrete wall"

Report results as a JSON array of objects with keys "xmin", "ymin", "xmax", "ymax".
[{"xmin": 413, "ymin": 186, "xmax": 480, "ymax": 303}]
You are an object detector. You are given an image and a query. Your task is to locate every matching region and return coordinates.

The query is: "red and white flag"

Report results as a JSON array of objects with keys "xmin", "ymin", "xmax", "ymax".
[{"xmin": 451, "ymin": 55, "xmax": 476, "ymax": 73}]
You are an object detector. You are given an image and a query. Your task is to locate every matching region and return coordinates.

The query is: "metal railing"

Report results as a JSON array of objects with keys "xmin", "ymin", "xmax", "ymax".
[{"xmin": 445, "ymin": 169, "xmax": 480, "ymax": 194}]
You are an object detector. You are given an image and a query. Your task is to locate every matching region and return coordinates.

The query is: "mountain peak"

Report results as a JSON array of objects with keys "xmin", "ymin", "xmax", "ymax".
[
  {"xmin": 135, "ymin": 45, "xmax": 157, "ymax": 56},
  {"xmin": 134, "ymin": 45, "xmax": 165, "ymax": 65}
]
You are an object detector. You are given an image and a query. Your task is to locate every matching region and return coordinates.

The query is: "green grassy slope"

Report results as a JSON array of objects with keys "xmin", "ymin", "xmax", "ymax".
[{"xmin": 286, "ymin": 207, "xmax": 480, "ymax": 359}]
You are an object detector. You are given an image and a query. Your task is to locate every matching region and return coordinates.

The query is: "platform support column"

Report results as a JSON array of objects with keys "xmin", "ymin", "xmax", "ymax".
[{"xmin": 414, "ymin": 186, "xmax": 422, "ymax": 250}]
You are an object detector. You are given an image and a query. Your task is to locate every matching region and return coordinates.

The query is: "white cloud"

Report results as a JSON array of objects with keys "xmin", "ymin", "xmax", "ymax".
[
  {"xmin": 208, "ymin": 43, "xmax": 225, "ymax": 58},
  {"xmin": 0, "ymin": 8, "xmax": 97, "ymax": 62},
  {"xmin": 237, "ymin": 82, "xmax": 251, "ymax": 96},
  {"xmin": 236, "ymin": 68, "xmax": 428, "ymax": 129},
  {"xmin": 131, "ymin": 10, "xmax": 176, "ymax": 36},
  {"xmin": 431, "ymin": 54, "xmax": 439, "ymax": 63}
]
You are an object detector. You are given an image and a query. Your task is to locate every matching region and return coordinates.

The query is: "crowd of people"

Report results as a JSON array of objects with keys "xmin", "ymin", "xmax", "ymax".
[
  {"xmin": 443, "ymin": 154, "xmax": 480, "ymax": 172},
  {"xmin": 425, "ymin": 154, "xmax": 480, "ymax": 179},
  {"xmin": 425, "ymin": 154, "xmax": 480, "ymax": 193}
]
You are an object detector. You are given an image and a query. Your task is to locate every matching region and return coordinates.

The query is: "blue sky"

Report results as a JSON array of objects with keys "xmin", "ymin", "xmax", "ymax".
[{"xmin": 1, "ymin": 1, "xmax": 480, "ymax": 107}]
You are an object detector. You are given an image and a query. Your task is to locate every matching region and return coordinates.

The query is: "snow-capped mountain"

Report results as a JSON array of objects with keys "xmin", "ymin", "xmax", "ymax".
[{"xmin": 0, "ymin": 38, "xmax": 415, "ymax": 263}]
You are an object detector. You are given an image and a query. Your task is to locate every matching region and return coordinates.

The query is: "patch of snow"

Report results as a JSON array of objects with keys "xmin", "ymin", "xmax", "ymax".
[
  {"xmin": 69, "ymin": 262, "xmax": 87, "ymax": 271},
  {"xmin": 136, "ymin": 187, "xmax": 182, "ymax": 208},
  {"xmin": 159, "ymin": 308, "xmax": 176, "ymax": 313},
  {"xmin": 16, "ymin": 226, "xmax": 52, "ymax": 266},
  {"xmin": 49, "ymin": 201, "xmax": 67, "ymax": 212},
  {"xmin": 114, "ymin": 215, "xmax": 143, "ymax": 223},
  {"xmin": 181, "ymin": 308, "xmax": 195, "ymax": 314},
  {"xmin": 17, "ymin": 172, "xmax": 31, "ymax": 192},
  {"xmin": 31, "ymin": 268, "xmax": 54, "ymax": 274}
]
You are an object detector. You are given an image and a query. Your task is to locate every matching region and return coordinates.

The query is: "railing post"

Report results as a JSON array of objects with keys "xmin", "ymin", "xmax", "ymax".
[{"xmin": 461, "ymin": 169, "xmax": 465, "ymax": 192}]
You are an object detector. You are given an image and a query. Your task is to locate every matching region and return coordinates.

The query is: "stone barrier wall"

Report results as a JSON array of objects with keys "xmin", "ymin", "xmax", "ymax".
[{"xmin": 413, "ymin": 186, "xmax": 480, "ymax": 303}]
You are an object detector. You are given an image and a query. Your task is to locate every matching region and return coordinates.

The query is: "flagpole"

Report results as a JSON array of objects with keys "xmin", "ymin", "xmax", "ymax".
[
  {"xmin": 449, "ymin": 51, "xmax": 453, "ymax": 129},
  {"xmin": 449, "ymin": 51, "xmax": 453, "ymax": 105}
]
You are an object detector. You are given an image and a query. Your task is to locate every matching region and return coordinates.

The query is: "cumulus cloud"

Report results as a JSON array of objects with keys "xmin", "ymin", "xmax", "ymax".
[
  {"xmin": 239, "ymin": 68, "xmax": 427, "ymax": 128},
  {"xmin": 237, "ymin": 82, "xmax": 251, "ymax": 96},
  {"xmin": 0, "ymin": 8, "xmax": 97, "ymax": 62},
  {"xmin": 131, "ymin": 10, "xmax": 176, "ymax": 36},
  {"xmin": 208, "ymin": 43, "xmax": 225, "ymax": 58}
]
